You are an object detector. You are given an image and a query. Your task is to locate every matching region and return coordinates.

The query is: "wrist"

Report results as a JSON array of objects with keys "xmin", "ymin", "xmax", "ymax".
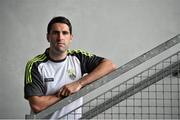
[{"xmin": 78, "ymin": 80, "xmax": 84, "ymax": 88}]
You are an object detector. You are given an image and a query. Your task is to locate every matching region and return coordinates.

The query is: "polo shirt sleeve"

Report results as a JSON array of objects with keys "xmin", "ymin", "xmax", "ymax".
[
  {"xmin": 75, "ymin": 51, "xmax": 104, "ymax": 74},
  {"xmin": 24, "ymin": 62, "xmax": 46, "ymax": 99}
]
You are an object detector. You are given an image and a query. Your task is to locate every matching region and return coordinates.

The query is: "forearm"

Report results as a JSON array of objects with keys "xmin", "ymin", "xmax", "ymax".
[
  {"xmin": 28, "ymin": 95, "xmax": 62, "ymax": 113},
  {"xmin": 78, "ymin": 59, "xmax": 117, "ymax": 87},
  {"xmin": 56, "ymin": 59, "xmax": 116, "ymax": 97}
]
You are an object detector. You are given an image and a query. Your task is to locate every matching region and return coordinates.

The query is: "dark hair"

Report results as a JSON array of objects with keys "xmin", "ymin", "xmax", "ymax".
[{"xmin": 47, "ymin": 16, "xmax": 72, "ymax": 34}]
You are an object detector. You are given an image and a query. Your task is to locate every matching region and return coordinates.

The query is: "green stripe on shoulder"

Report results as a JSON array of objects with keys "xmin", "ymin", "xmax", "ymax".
[
  {"xmin": 67, "ymin": 49, "xmax": 93, "ymax": 57},
  {"xmin": 25, "ymin": 53, "xmax": 47, "ymax": 84}
]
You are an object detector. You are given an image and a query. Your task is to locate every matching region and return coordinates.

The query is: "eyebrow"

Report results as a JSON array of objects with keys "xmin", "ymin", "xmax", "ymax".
[{"xmin": 51, "ymin": 30, "xmax": 70, "ymax": 34}]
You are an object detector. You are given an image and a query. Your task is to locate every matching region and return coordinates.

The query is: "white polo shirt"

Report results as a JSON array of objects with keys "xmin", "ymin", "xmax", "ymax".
[{"xmin": 24, "ymin": 48, "xmax": 104, "ymax": 119}]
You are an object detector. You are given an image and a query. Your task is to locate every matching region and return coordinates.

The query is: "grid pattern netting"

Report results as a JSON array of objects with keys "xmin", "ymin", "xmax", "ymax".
[
  {"xmin": 60, "ymin": 51, "xmax": 180, "ymax": 119},
  {"xmin": 93, "ymin": 77, "xmax": 180, "ymax": 119}
]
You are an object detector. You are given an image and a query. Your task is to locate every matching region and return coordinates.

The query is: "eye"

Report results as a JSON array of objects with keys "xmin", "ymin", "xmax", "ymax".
[
  {"xmin": 62, "ymin": 31, "xmax": 69, "ymax": 35},
  {"xmin": 52, "ymin": 31, "xmax": 59, "ymax": 35}
]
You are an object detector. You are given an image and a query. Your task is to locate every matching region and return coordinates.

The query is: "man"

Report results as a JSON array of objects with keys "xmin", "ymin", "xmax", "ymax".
[{"xmin": 24, "ymin": 16, "xmax": 116, "ymax": 119}]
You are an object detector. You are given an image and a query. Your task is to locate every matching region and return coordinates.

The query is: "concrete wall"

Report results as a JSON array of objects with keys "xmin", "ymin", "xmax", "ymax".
[{"xmin": 0, "ymin": 0, "xmax": 180, "ymax": 118}]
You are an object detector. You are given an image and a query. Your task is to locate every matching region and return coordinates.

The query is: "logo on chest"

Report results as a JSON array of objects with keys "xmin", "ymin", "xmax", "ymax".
[
  {"xmin": 67, "ymin": 69, "xmax": 76, "ymax": 80},
  {"xmin": 44, "ymin": 78, "xmax": 54, "ymax": 82}
]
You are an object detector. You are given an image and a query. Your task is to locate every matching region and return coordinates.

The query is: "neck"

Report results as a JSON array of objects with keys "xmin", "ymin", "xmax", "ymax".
[{"xmin": 49, "ymin": 49, "xmax": 67, "ymax": 61}]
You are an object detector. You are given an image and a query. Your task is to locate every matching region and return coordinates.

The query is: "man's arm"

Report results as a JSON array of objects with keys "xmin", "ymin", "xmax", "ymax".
[
  {"xmin": 79, "ymin": 58, "xmax": 117, "ymax": 86},
  {"xmin": 28, "ymin": 59, "xmax": 116, "ymax": 113},
  {"xmin": 28, "ymin": 94, "xmax": 62, "ymax": 113},
  {"xmin": 57, "ymin": 58, "xmax": 117, "ymax": 97}
]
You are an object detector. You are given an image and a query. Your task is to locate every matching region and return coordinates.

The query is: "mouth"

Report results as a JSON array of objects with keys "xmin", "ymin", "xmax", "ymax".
[{"xmin": 57, "ymin": 43, "xmax": 65, "ymax": 46}]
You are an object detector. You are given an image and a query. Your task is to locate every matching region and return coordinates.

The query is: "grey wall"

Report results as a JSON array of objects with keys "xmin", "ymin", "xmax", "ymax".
[{"xmin": 0, "ymin": 0, "xmax": 180, "ymax": 118}]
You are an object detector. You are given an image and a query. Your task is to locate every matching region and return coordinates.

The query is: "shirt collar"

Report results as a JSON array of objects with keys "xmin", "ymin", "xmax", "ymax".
[{"xmin": 45, "ymin": 48, "xmax": 67, "ymax": 62}]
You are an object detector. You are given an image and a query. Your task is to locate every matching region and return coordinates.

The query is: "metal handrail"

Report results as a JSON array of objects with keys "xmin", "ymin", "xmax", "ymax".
[
  {"xmin": 80, "ymin": 59, "xmax": 180, "ymax": 119},
  {"xmin": 25, "ymin": 34, "xmax": 180, "ymax": 119}
]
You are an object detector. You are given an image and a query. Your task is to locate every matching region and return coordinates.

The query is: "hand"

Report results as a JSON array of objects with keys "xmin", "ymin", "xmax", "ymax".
[{"xmin": 57, "ymin": 81, "xmax": 83, "ymax": 97}]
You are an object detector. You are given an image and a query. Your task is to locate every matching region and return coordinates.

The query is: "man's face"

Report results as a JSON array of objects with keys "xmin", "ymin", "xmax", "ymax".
[{"xmin": 47, "ymin": 23, "xmax": 73, "ymax": 53}]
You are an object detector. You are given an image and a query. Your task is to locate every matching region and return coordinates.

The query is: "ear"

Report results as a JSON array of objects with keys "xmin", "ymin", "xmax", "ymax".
[
  {"xmin": 46, "ymin": 33, "xmax": 50, "ymax": 42},
  {"xmin": 70, "ymin": 34, "xmax": 73, "ymax": 42}
]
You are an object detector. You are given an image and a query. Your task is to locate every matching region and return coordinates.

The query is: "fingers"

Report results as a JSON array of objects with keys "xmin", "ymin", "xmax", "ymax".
[
  {"xmin": 57, "ymin": 87, "xmax": 70, "ymax": 98},
  {"xmin": 57, "ymin": 81, "xmax": 82, "ymax": 98},
  {"xmin": 60, "ymin": 87, "xmax": 70, "ymax": 97}
]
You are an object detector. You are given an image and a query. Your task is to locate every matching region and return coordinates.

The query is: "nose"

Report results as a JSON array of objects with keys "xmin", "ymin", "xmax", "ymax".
[{"xmin": 57, "ymin": 32, "xmax": 64, "ymax": 41}]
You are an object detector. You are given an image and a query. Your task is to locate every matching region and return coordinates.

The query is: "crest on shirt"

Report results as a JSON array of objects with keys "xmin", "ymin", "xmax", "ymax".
[{"xmin": 67, "ymin": 69, "xmax": 76, "ymax": 80}]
